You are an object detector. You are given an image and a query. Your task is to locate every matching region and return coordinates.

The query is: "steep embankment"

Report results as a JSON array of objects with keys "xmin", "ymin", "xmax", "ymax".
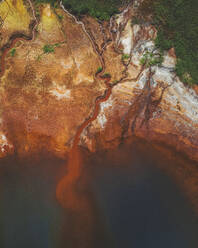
[{"xmin": 80, "ymin": 4, "xmax": 198, "ymax": 162}]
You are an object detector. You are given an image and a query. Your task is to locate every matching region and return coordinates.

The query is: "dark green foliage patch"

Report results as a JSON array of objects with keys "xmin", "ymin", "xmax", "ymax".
[
  {"xmin": 43, "ymin": 44, "xmax": 55, "ymax": 54},
  {"xmin": 96, "ymin": 66, "xmax": 103, "ymax": 73},
  {"xmin": 138, "ymin": 0, "xmax": 198, "ymax": 85},
  {"xmin": 34, "ymin": 0, "xmax": 129, "ymax": 20},
  {"xmin": 140, "ymin": 51, "xmax": 163, "ymax": 67},
  {"xmin": 62, "ymin": 0, "xmax": 129, "ymax": 20},
  {"xmin": 10, "ymin": 48, "xmax": 16, "ymax": 57},
  {"xmin": 154, "ymin": 0, "xmax": 198, "ymax": 84}
]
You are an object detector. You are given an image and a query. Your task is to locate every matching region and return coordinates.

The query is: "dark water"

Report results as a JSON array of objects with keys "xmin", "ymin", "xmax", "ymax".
[
  {"xmin": 89, "ymin": 146, "xmax": 198, "ymax": 248},
  {"xmin": 0, "ymin": 142, "xmax": 198, "ymax": 248},
  {"xmin": 0, "ymin": 157, "xmax": 65, "ymax": 248}
]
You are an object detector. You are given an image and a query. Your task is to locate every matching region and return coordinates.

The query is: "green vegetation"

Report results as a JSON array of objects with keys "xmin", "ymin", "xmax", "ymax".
[
  {"xmin": 43, "ymin": 44, "xmax": 55, "ymax": 54},
  {"xmin": 36, "ymin": 43, "xmax": 61, "ymax": 61},
  {"xmin": 62, "ymin": 0, "xmax": 124, "ymax": 20},
  {"xmin": 35, "ymin": 0, "xmax": 129, "ymax": 21},
  {"xmin": 140, "ymin": 51, "xmax": 163, "ymax": 67},
  {"xmin": 10, "ymin": 48, "xmax": 16, "ymax": 57},
  {"xmin": 43, "ymin": 43, "xmax": 60, "ymax": 54},
  {"xmin": 103, "ymin": 72, "xmax": 111, "ymax": 78},
  {"xmin": 137, "ymin": 0, "xmax": 198, "ymax": 85},
  {"xmin": 96, "ymin": 66, "xmax": 103, "ymax": 73},
  {"xmin": 122, "ymin": 54, "xmax": 130, "ymax": 61}
]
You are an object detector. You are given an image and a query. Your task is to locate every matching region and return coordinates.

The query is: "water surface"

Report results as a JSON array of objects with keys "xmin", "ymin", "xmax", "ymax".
[{"xmin": 0, "ymin": 141, "xmax": 197, "ymax": 248}]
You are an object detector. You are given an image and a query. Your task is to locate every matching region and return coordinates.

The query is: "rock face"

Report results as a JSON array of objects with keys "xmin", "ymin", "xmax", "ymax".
[
  {"xmin": 81, "ymin": 11, "xmax": 198, "ymax": 162},
  {"xmin": 0, "ymin": 1, "xmax": 198, "ymax": 162}
]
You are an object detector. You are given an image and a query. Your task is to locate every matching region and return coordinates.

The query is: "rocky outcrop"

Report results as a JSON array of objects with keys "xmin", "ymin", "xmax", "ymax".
[
  {"xmin": 0, "ymin": 1, "xmax": 198, "ymax": 162},
  {"xmin": 81, "ymin": 15, "xmax": 198, "ymax": 162}
]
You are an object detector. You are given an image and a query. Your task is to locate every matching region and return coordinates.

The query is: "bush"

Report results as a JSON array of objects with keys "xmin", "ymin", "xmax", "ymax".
[
  {"xmin": 122, "ymin": 54, "xmax": 130, "ymax": 60},
  {"xmin": 36, "ymin": 43, "xmax": 62, "ymax": 60},
  {"xmin": 103, "ymin": 72, "xmax": 111, "ymax": 78},
  {"xmin": 96, "ymin": 66, "xmax": 102, "ymax": 73},
  {"xmin": 43, "ymin": 44, "xmax": 55, "ymax": 54},
  {"xmin": 140, "ymin": 51, "xmax": 163, "ymax": 67},
  {"xmin": 10, "ymin": 48, "xmax": 16, "ymax": 57}
]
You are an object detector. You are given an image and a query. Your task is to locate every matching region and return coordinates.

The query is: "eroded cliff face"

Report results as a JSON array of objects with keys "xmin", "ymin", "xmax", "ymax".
[
  {"xmin": 0, "ymin": 0, "xmax": 198, "ymax": 163},
  {"xmin": 80, "ymin": 8, "xmax": 198, "ymax": 162}
]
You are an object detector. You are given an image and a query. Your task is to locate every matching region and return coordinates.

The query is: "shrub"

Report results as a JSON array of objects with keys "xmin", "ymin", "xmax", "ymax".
[
  {"xmin": 140, "ymin": 51, "xmax": 163, "ymax": 67},
  {"xmin": 10, "ymin": 48, "xmax": 16, "ymax": 57},
  {"xmin": 36, "ymin": 43, "xmax": 62, "ymax": 61},
  {"xmin": 43, "ymin": 44, "xmax": 55, "ymax": 54},
  {"xmin": 103, "ymin": 72, "xmax": 111, "ymax": 78},
  {"xmin": 122, "ymin": 54, "xmax": 130, "ymax": 61},
  {"xmin": 96, "ymin": 66, "xmax": 103, "ymax": 73}
]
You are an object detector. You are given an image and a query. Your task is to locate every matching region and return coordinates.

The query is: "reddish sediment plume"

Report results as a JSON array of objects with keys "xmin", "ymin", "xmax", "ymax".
[
  {"xmin": 55, "ymin": 2, "xmax": 132, "ymax": 210},
  {"xmin": 55, "ymin": 75, "xmax": 113, "ymax": 248},
  {"xmin": 56, "ymin": 77, "xmax": 112, "ymax": 211},
  {"xmin": 55, "ymin": 1, "xmax": 129, "ymax": 211}
]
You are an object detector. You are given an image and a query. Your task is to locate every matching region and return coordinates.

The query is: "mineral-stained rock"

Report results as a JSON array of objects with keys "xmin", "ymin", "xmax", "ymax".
[
  {"xmin": 81, "ymin": 16, "xmax": 198, "ymax": 162},
  {"xmin": 0, "ymin": 3, "xmax": 104, "ymax": 158},
  {"xmin": 0, "ymin": 1, "xmax": 198, "ymax": 163}
]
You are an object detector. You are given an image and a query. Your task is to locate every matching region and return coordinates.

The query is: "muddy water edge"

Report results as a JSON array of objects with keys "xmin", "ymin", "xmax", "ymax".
[{"xmin": 0, "ymin": 138, "xmax": 198, "ymax": 247}]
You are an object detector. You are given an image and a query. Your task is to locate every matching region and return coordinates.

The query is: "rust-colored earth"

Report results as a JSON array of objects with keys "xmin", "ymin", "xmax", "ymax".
[{"xmin": 0, "ymin": 0, "xmax": 198, "ymax": 215}]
